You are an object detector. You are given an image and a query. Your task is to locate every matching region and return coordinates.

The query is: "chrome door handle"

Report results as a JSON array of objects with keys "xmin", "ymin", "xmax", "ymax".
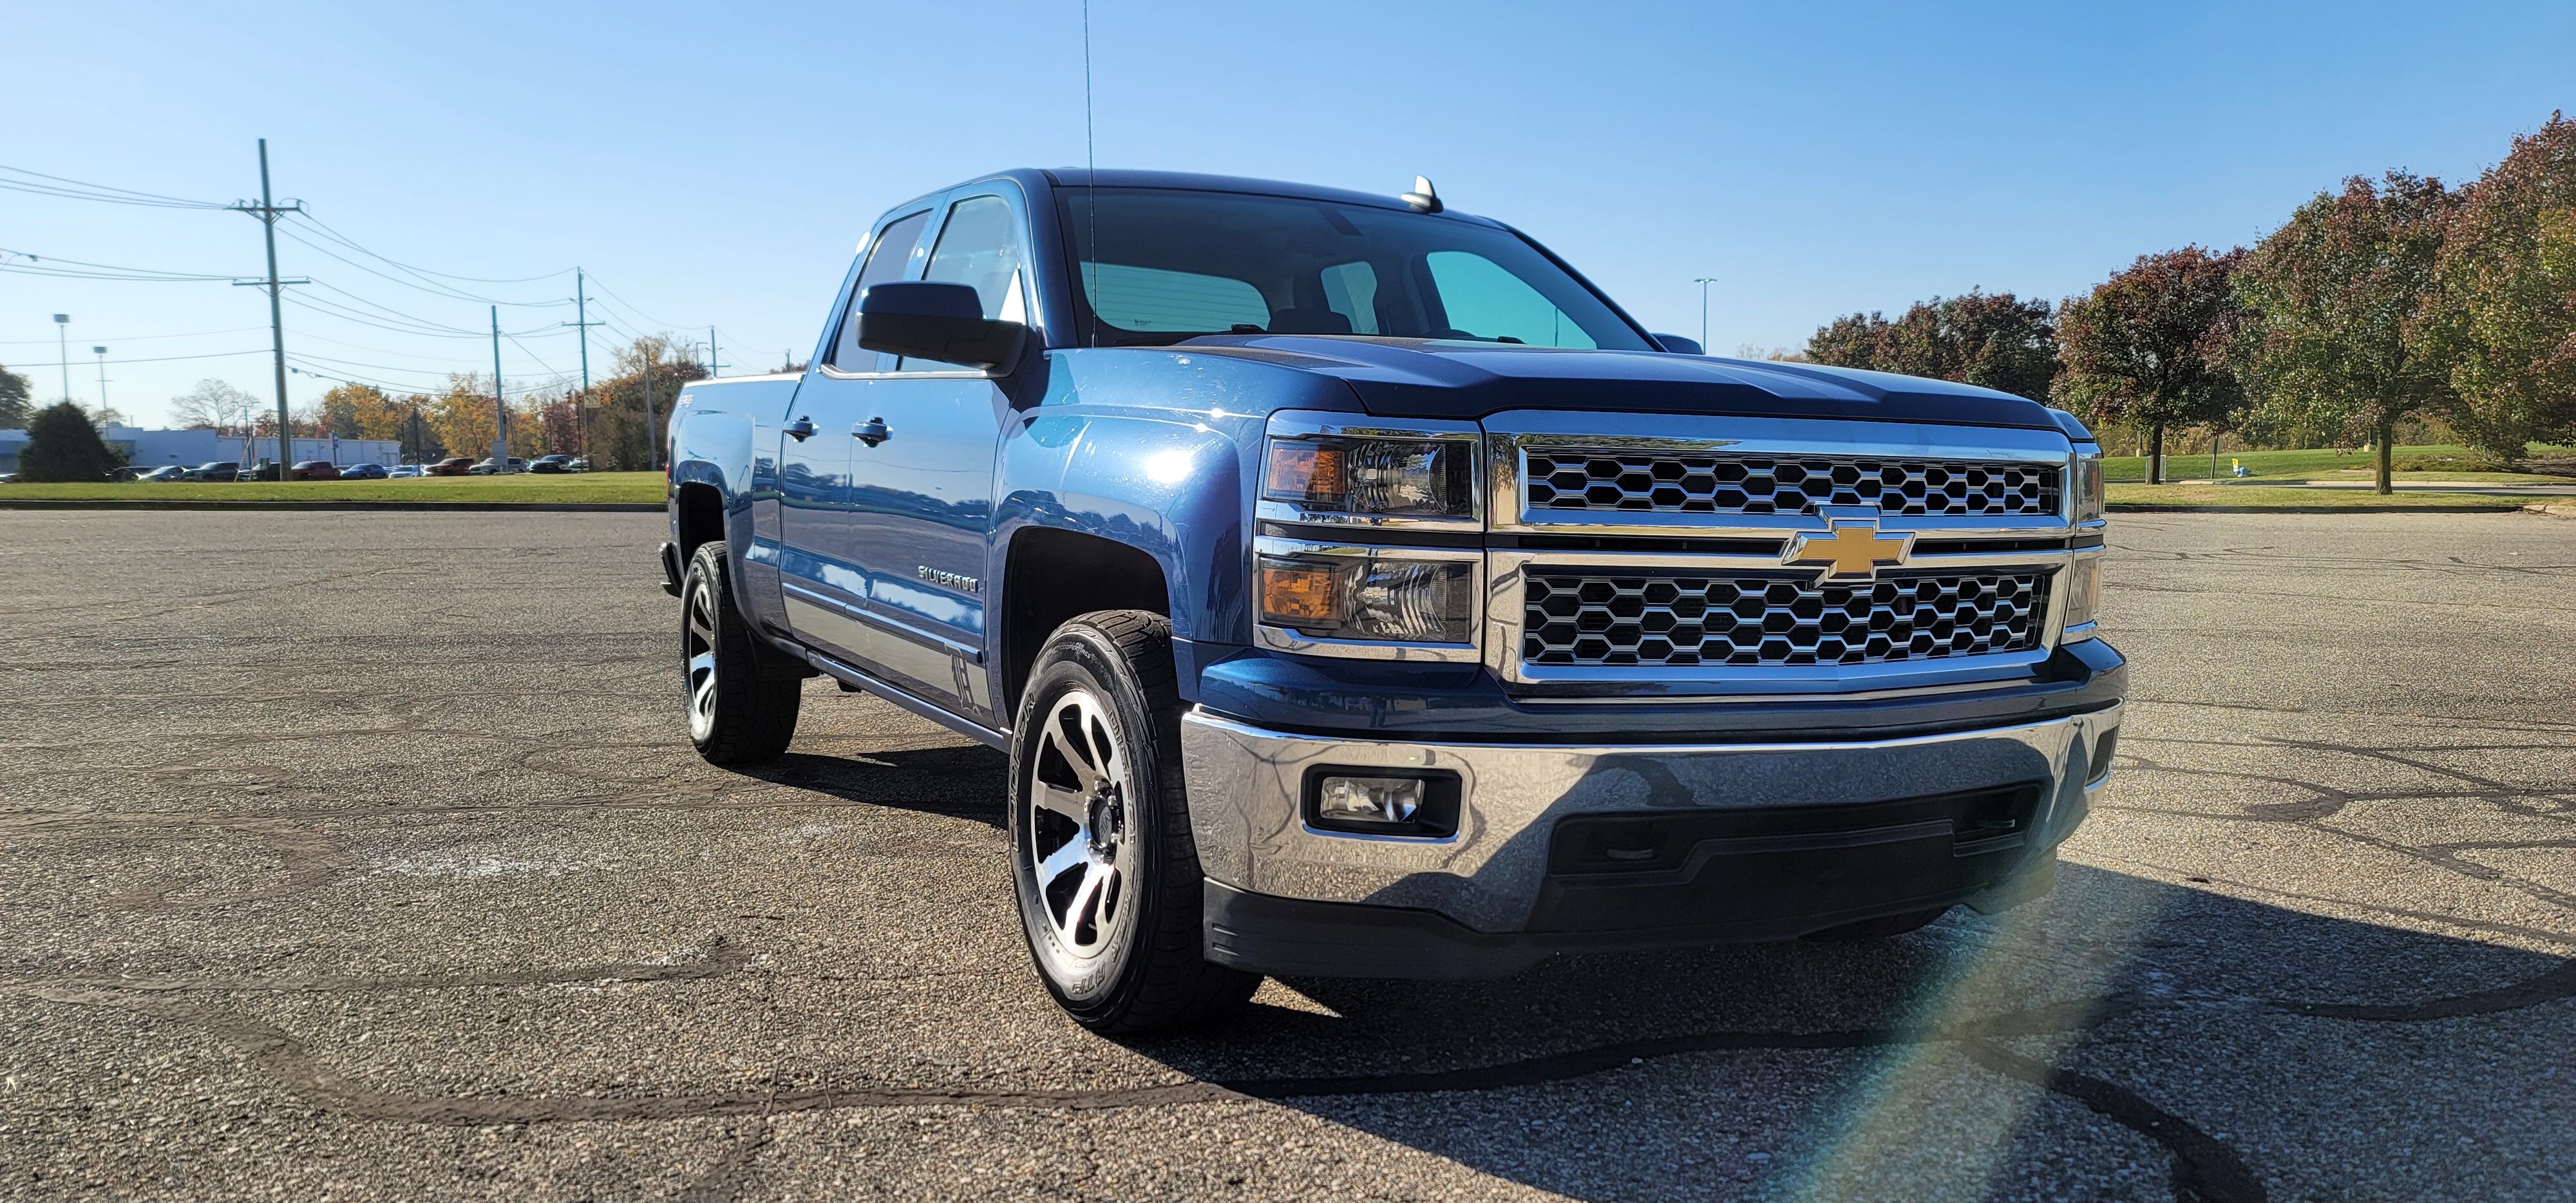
[
  {"xmin": 855, "ymin": 417, "xmax": 891, "ymax": 448},
  {"xmin": 785, "ymin": 416, "xmax": 817, "ymax": 442}
]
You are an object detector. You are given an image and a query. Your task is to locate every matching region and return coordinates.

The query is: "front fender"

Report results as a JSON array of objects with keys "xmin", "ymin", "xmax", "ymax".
[{"xmin": 993, "ymin": 349, "xmax": 1363, "ymax": 646}]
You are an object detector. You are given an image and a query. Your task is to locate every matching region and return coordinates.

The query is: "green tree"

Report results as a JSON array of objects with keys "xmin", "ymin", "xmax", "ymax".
[
  {"xmin": 1805, "ymin": 290, "xmax": 2059, "ymax": 401},
  {"xmin": 583, "ymin": 336, "xmax": 706, "ymax": 470},
  {"xmin": 2425, "ymin": 112, "xmax": 2576, "ymax": 463},
  {"xmin": 0, "ymin": 363, "xmax": 30, "ymax": 430},
  {"xmin": 2232, "ymin": 172, "xmax": 2457, "ymax": 493},
  {"xmin": 19, "ymin": 400, "xmax": 127, "ymax": 481},
  {"xmin": 2053, "ymin": 247, "xmax": 2251, "ymax": 484}
]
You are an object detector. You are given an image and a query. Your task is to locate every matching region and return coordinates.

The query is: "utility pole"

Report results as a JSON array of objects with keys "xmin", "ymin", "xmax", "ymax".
[
  {"xmin": 565, "ymin": 270, "xmax": 603, "ymax": 456},
  {"xmin": 227, "ymin": 140, "xmax": 308, "ymax": 475},
  {"xmin": 489, "ymin": 306, "xmax": 510, "ymax": 471},
  {"xmin": 1693, "ymin": 278, "xmax": 1718, "ymax": 353},
  {"xmin": 707, "ymin": 326, "xmax": 721, "ymax": 379},
  {"xmin": 642, "ymin": 342, "xmax": 658, "ymax": 472},
  {"xmin": 93, "ymin": 346, "xmax": 108, "ymax": 409},
  {"xmin": 52, "ymin": 314, "xmax": 69, "ymax": 404}
]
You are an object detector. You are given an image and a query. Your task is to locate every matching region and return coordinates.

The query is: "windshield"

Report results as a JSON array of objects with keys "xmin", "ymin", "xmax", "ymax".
[{"xmin": 1056, "ymin": 187, "xmax": 1653, "ymax": 351}]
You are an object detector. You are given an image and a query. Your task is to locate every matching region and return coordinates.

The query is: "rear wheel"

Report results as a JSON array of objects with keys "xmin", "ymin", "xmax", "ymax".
[
  {"xmin": 681, "ymin": 540, "xmax": 800, "ymax": 764},
  {"xmin": 1009, "ymin": 611, "xmax": 1258, "ymax": 1034}
]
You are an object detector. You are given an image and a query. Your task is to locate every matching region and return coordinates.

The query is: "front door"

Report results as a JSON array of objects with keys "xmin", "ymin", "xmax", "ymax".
[
  {"xmin": 836, "ymin": 189, "xmax": 1030, "ymax": 726},
  {"xmin": 777, "ymin": 209, "xmax": 932, "ymax": 666}
]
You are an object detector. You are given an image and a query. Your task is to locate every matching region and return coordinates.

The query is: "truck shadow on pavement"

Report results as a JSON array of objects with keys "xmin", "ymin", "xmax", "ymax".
[
  {"xmin": 1120, "ymin": 862, "xmax": 2575, "ymax": 1203},
  {"xmin": 737, "ymin": 747, "xmax": 1009, "ymax": 829}
]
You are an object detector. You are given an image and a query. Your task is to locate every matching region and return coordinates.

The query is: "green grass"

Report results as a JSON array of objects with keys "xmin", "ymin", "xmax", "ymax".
[
  {"xmin": 2, "ymin": 471, "xmax": 664, "ymax": 504},
  {"xmin": 2103, "ymin": 443, "xmax": 2571, "ymax": 484},
  {"xmin": 2107, "ymin": 483, "xmax": 2556, "ymax": 510}
]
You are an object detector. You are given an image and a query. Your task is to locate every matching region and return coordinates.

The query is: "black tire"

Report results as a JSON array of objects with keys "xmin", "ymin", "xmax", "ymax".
[
  {"xmin": 681, "ymin": 540, "xmax": 800, "ymax": 765},
  {"xmin": 1804, "ymin": 905, "xmax": 1950, "ymax": 942},
  {"xmin": 1008, "ymin": 611, "xmax": 1258, "ymax": 1034}
]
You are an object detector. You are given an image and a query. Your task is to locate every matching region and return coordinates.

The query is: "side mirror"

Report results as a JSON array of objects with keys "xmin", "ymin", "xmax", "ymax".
[
  {"xmin": 1651, "ymin": 333, "xmax": 1704, "ymax": 355},
  {"xmin": 855, "ymin": 281, "xmax": 1027, "ymax": 371}
]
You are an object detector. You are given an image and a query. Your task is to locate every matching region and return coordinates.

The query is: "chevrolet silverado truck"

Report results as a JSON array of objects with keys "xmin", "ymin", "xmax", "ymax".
[{"xmin": 659, "ymin": 170, "xmax": 2123, "ymax": 1034}]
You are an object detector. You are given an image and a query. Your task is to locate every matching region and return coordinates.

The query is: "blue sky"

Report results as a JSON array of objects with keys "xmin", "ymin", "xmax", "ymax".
[{"xmin": 5, "ymin": 0, "xmax": 2570, "ymax": 427}]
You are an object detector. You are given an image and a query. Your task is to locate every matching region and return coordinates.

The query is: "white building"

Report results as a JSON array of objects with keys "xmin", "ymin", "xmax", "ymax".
[{"xmin": 102, "ymin": 425, "xmax": 404, "ymax": 469}]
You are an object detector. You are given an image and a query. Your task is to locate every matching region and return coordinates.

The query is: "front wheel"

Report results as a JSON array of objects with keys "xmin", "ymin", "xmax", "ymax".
[
  {"xmin": 681, "ymin": 540, "xmax": 800, "ymax": 764},
  {"xmin": 1009, "ymin": 611, "xmax": 1258, "ymax": 1034}
]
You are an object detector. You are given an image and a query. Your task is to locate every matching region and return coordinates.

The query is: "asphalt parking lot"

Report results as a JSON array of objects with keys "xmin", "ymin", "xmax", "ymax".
[{"xmin": 3, "ymin": 509, "xmax": 2570, "ymax": 1202}]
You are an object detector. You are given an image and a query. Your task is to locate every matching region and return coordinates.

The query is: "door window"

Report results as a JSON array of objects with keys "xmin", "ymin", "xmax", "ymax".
[
  {"xmin": 904, "ymin": 196, "xmax": 1026, "ymax": 370},
  {"xmin": 829, "ymin": 210, "xmax": 931, "ymax": 370}
]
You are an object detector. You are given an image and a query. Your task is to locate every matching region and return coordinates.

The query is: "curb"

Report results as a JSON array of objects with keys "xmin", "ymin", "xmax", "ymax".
[
  {"xmin": 0, "ymin": 499, "xmax": 662, "ymax": 513},
  {"xmin": 2526, "ymin": 502, "xmax": 2576, "ymax": 519}
]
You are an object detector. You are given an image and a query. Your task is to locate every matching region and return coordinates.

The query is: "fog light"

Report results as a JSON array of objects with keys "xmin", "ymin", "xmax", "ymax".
[
  {"xmin": 1317, "ymin": 775, "xmax": 1423, "ymax": 824},
  {"xmin": 1303, "ymin": 768, "xmax": 1461, "ymax": 838}
]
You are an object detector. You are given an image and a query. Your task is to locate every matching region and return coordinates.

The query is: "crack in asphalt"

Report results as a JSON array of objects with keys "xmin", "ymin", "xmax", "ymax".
[{"xmin": 14, "ymin": 940, "xmax": 2576, "ymax": 1203}]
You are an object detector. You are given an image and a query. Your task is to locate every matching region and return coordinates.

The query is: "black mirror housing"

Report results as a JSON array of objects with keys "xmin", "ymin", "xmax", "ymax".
[
  {"xmin": 1651, "ymin": 333, "xmax": 1704, "ymax": 355},
  {"xmin": 855, "ymin": 281, "xmax": 1028, "ymax": 371}
]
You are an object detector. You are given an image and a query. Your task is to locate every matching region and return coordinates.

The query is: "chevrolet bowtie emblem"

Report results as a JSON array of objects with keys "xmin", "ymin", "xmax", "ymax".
[{"xmin": 1786, "ymin": 515, "xmax": 1913, "ymax": 581}]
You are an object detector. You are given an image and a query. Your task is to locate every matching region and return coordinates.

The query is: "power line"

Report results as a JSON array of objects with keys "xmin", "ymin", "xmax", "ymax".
[
  {"xmin": 285, "ymin": 211, "xmax": 574, "ymax": 285},
  {"xmin": 274, "ymin": 222, "xmax": 571, "ymax": 308},
  {"xmin": 0, "ymin": 325, "xmax": 266, "ymax": 345},
  {"xmin": 81, "ymin": 348, "xmax": 273, "ymax": 365},
  {"xmin": 0, "ymin": 163, "xmax": 225, "ymax": 209},
  {"xmin": 0, "ymin": 247, "xmax": 235, "ymax": 282},
  {"xmin": 579, "ymin": 271, "xmax": 706, "ymax": 332}
]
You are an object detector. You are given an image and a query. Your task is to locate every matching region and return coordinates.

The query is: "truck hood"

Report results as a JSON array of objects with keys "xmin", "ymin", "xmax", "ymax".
[{"xmin": 1179, "ymin": 335, "xmax": 2070, "ymax": 431}]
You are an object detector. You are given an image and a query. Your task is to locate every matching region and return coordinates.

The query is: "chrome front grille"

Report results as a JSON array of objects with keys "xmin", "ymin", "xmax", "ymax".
[
  {"xmin": 1523, "ymin": 451, "xmax": 2060, "ymax": 518},
  {"xmin": 1521, "ymin": 569, "xmax": 2052, "ymax": 668}
]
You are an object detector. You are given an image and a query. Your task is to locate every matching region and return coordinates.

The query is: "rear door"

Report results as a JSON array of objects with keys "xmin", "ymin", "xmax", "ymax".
[{"xmin": 776, "ymin": 209, "xmax": 933, "ymax": 666}]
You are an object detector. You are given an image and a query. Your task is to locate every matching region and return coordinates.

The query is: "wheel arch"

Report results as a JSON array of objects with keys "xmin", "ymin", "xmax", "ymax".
[{"xmin": 998, "ymin": 527, "xmax": 1173, "ymax": 719}]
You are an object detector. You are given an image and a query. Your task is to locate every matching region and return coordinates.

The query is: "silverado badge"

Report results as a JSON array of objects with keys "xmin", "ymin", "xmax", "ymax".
[{"xmin": 1785, "ymin": 513, "xmax": 1913, "ymax": 582}]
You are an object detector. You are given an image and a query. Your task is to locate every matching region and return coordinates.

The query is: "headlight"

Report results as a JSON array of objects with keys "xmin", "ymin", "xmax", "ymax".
[
  {"xmin": 1256, "ymin": 547, "xmax": 1478, "ymax": 645},
  {"xmin": 1264, "ymin": 436, "xmax": 1475, "ymax": 518},
  {"xmin": 2060, "ymin": 555, "xmax": 2102, "ymax": 638},
  {"xmin": 2072, "ymin": 444, "xmax": 2105, "ymax": 524}
]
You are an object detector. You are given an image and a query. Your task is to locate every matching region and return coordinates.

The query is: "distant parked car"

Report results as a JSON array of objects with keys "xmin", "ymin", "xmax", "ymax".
[
  {"xmin": 243, "ymin": 463, "xmax": 283, "ymax": 481},
  {"xmin": 468, "ymin": 457, "xmax": 529, "ymax": 475},
  {"xmin": 182, "ymin": 462, "xmax": 242, "ymax": 482},
  {"xmin": 289, "ymin": 460, "xmax": 341, "ymax": 481},
  {"xmin": 135, "ymin": 466, "xmax": 191, "ymax": 482},
  {"xmin": 0, "ymin": 472, "xmax": 19, "ymax": 484},
  {"xmin": 339, "ymin": 462, "xmax": 388, "ymax": 480},
  {"xmin": 427, "ymin": 457, "xmax": 475, "ymax": 477},
  {"xmin": 385, "ymin": 464, "xmax": 426, "ymax": 478},
  {"xmin": 527, "ymin": 454, "xmax": 574, "ymax": 474},
  {"xmin": 565, "ymin": 457, "xmax": 593, "ymax": 473}
]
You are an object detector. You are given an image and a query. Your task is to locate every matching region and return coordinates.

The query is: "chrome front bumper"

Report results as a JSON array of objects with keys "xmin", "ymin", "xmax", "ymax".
[{"xmin": 1179, "ymin": 703, "xmax": 2120, "ymax": 937}]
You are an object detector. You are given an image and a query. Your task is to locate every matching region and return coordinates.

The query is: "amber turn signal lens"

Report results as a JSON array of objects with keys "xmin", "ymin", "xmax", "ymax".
[
  {"xmin": 1258, "ymin": 564, "xmax": 1343, "ymax": 623},
  {"xmin": 1264, "ymin": 443, "xmax": 1345, "ymax": 501}
]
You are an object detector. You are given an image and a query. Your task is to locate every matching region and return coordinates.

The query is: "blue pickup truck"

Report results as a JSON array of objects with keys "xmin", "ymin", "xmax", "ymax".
[{"xmin": 661, "ymin": 169, "xmax": 2123, "ymax": 1034}]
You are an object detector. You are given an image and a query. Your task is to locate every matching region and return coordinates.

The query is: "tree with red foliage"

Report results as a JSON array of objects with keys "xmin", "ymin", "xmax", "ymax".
[
  {"xmin": 2425, "ymin": 112, "xmax": 2576, "ymax": 463},
  {"xmin": 1806, "ymin": 290, "xmax": 2058, "ymax": 402},
  {"xmin": 2053, "ymin": 247, "xmax": 2251, "ymax": 484},
  {"xmin": 2233, "ymin": 172, "xmax": 2456, "ymax": 493}
]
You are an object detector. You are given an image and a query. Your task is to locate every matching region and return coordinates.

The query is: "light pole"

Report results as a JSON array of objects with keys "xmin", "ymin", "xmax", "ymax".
[
  {"xmin": 1692, "ymin": 278, "xmax": 1717, "ymax": 353},
  {"xmin": 52, "ymin": 314, "xmax": 70, "ymax": 405},
  {"xmin": 92, "ymin": 346, "xmax": 108, "ymax": 410}
]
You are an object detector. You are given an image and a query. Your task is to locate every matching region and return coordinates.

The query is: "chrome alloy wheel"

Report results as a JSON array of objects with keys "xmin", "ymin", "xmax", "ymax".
[
  {"xmin": 683, "ymin": 575, "xmax": 720, "ymax": 743},
  {"xmin": 1023, "ymin": 687, "xmax": 1139, "ymax": 963}
]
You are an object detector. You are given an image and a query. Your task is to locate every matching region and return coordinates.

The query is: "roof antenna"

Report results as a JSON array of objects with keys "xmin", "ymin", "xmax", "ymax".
[
  {"xmin": 1401, "ymin": 175, "xmax": 1442, "ymax": 214},
  {"xmin": 1082, "ymin": 0, "xmax": 1100, "ymax": 349}
]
